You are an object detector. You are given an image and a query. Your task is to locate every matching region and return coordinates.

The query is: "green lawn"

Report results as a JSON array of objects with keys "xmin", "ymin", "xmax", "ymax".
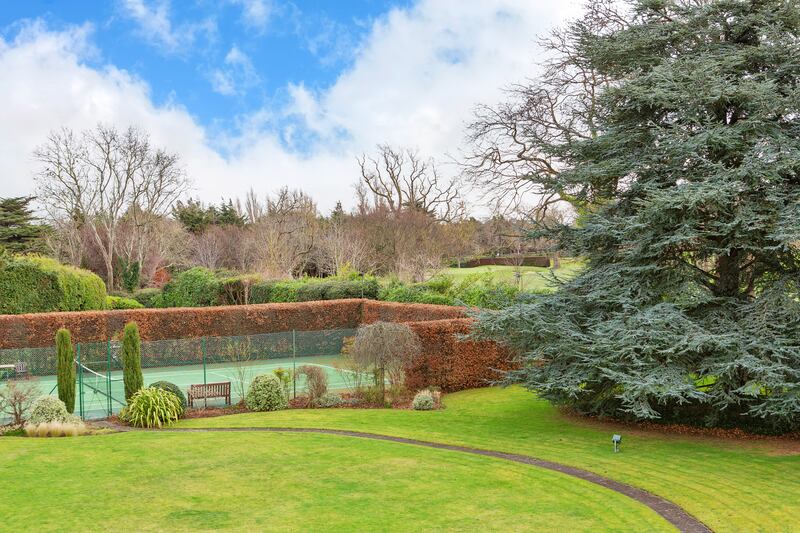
[
  {"xmin": 0, "ymin": 428, "xmax": 670, "ymax": 531},
  {"xmin": 179, "ymin": 387, "xmax": 800, "ymax": 532},
  {"xmin": 439, "ymin": 258, "xmax": 585, "ymax": 292}
]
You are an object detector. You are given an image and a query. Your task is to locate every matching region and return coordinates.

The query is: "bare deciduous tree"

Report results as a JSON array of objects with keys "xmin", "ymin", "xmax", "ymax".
[
  {"xmin": 358, "ymin": 144, "xmax": 464, "ymax": 222},
  {"xmin": 34, "ymin": 125, "xmax": 189, "ymax": 288},
  {"xmin": 463, "ymin": 0, "xmax": 626, "ymax": 216}
]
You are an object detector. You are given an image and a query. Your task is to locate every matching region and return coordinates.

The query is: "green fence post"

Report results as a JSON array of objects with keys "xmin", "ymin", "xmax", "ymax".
[
  {"xmin": 106, "ymin": 340, "xmax": 112, "ymax": 417},
  {"xmin": 202, "ymin": 337, "xmax": 207, "ymax": 408},
  {"xmin": 292, "ymin": 329, "xmax": 297, "ymax": 399},
  {"xmin": 77, "ymin": 343, "xmax": 84, "ymax": 420}
]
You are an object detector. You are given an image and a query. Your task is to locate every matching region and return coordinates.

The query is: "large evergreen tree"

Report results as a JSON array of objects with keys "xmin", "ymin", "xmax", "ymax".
[
  {"xmin": 0, "ymin": 196, "xmax": 46, "ymax": 254},
  {"xmin": 472, "ymin": 0, "xmax": 800, "ymax": 432}
]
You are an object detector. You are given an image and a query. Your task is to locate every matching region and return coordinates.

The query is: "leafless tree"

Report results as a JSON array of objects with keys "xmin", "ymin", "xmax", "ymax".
[
  {"xmin": 249, "ymin": 188, "xmax": 319, "ymax": 277},
  {"xmin": 358, "ymin": 144, "xmax": 464, "ymax": 222},
  {"xmin": 34, "ymin": 125, "xmax": 189, "ymax": 289},
  {"xmin": 463, "ymin": 0, "xmax": 626, "ymax": 216},
  {"xmin": 318, "ymin": 212, "xmax": 372, "ymax": 276},
  {"xmin": 350, "ymin": 321, "xmax": 421, "ymax": 400},
  {"xmin": 0, "ymin": 379, "xmax": 40, "ymax": 425}
]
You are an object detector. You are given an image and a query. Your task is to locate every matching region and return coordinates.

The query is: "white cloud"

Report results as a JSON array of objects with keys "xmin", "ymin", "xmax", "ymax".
[
  {"xmin": 208, "ymin": 45, "xmax": 260, "ymax": 96},
  {"xmin": 0, "ymin": 0, "xmax": 583, "ymax": 213},
  {"xmin": 120, "ymin": 0, "xmax": 215, "ymax": 54},
  {"xmin": 231, "ymin": 0, "xmax": 273, "ymax": 31}
]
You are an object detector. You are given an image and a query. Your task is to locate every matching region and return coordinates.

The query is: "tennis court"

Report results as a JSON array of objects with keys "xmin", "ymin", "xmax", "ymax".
[
  {"xmin": 1, "ymin": 327, "xmax": 362, "ymax": 420},
  {"xmin": 30, "ymin": 354, "xmax": 357, "ymax": 419}
]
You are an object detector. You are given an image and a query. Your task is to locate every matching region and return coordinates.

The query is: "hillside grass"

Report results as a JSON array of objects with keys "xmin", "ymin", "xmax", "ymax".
[
  {"xmin": 179, "ymin": 386, "xmax": 800, "ymax": 532},
  {"xmin": 438, "ymin": 258, "xmax": 585, "ymax": 292}
]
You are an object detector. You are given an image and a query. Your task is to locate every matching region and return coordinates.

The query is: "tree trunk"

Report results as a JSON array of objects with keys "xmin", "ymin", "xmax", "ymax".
[{"xmin": 714, "ymin": 250, "xmax": 743, "ymax": 298}]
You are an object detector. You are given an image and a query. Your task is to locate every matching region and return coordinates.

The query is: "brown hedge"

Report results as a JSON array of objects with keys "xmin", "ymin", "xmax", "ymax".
[
  {"xmin": 361, "ymin": 300, "xmax": 466, "ymax": 324},
  {"xmin": 405, "ymin": 318, "xmax": 515, "ymax": 393},
  {"xmin": 0, "ymin": 299, "xmax": 513, "ymax": 394},
  {"xmin": 0, "ymin": 300, "xmax": 364, "ymax": 349}
]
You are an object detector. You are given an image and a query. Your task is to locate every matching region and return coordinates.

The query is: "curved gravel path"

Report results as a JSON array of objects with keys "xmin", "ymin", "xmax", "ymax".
[{"xmin": 133, "ymin": 425, "xmax": 712, "ymax": 532}]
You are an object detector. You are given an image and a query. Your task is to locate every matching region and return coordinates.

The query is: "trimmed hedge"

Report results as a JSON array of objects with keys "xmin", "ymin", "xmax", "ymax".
[
  {"xmin": 405, "ymin": 318, "xmax": 515, "ymax": 393},
  {"xmin": 0, "ymin": 255, "xmax": 107, "ymax": 314}
]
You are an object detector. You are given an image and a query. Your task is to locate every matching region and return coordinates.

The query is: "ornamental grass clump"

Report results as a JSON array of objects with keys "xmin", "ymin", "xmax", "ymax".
[
  {"xmin": 245, "ymin": 374, "xmax": 287, "ymax": 412},
  {"xmin": 298, "ymin": 365, "xmax": 327, "ymax": 405},
  {"xmin": 148, "ymin": 381, "xmax": 187, "ymax": 416},
  {"xmin": 25, "ymin": 420, "xmax": 87, "ymax": 438},
  {"xmin": 121, "ymin": 387, "xmax": 182, "ymax": 428}
]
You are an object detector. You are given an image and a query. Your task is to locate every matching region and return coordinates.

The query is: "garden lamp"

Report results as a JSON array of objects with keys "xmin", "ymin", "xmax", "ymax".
[{"xmin": 612, "ymin": 434, "xmax": 622, "ymax": 453}]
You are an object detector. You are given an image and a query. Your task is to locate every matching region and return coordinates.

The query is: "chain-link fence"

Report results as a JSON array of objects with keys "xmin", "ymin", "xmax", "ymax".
[{"xmin": 0, "ymin": 328, "xmax": 357, "ymax": 421}]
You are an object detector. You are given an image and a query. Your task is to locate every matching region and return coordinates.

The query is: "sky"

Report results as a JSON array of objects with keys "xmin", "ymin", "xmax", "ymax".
[{"xmin": 0, "ymin": 0, "xmax": 583, "ymax": 213}]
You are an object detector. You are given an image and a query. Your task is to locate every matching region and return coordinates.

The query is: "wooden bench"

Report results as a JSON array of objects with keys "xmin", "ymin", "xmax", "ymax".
[{"xmin": 187, "ymin": 382, "xmax": 231, "ymax": 408}]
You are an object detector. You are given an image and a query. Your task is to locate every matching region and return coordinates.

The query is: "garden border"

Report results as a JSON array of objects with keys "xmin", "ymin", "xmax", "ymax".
[{"xmin": 139, "ymin": 425, "xmax": 711, "ymax": 533}]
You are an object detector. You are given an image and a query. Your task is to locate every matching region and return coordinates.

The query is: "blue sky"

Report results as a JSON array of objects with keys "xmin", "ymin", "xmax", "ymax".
[
  {"xmin": 0, "ymin": 1, "xmax": 581, "ymax": 210},
  {"xmin": 1, "ymin": 1, "xmax": 409, "ymax": 136}
]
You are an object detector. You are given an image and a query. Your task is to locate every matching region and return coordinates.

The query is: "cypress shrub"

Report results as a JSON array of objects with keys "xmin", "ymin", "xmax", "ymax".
[
  {"xmin": 55, "ymin": 328, "xmax": 76, "ymax": 414},
  {"xmin": 106, "ymin": 295, "xmax": 144, "ymax": 309},
  {"xmin": 121, "ymin": 322, "xmax": 144, "ymax": 401}
]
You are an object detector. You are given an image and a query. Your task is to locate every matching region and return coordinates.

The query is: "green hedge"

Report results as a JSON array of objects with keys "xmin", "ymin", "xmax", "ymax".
[
  {"xmin": 0, "ymin": 255, "xmax": 107, "ymax": 314},
  {"xmin": 156, "ymin": 267, "xmax": 223, "ymax": 308},
  {"xmin": 107, "ymin": 295, "xmax": 145, "ymax": 310}
]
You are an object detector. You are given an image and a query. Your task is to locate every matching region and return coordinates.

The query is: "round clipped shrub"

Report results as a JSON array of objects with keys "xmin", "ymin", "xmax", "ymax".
[
  {"xmin": 121, "ymin": 387, "xmax": 182, "ymax": 428},
  {"xmin": 106, "ymin": 295, "xmax": 144, "ymax": 309},
  {"xmin": 28, "ymin": 396, "xmax": 81, "ymax": 425},
  {"xmin": 412, "ymin": 390, "xmax": 435, "ymax": 411},
  {"xmin": 245, "ymin": 374, "xmax": 288, "ymax": 412},
  {"xmin": 149, "ymin": 381, "xmax": 187, "ymax": 415},
  {"xmin": 316, "ymin": 393, "xmax": 342, "ymax": 408}
]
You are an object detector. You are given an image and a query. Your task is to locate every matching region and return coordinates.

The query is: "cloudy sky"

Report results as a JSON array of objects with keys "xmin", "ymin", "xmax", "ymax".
[{"xmin": 0, "ymin": 0, "xmax": 582, "ymax": 213}]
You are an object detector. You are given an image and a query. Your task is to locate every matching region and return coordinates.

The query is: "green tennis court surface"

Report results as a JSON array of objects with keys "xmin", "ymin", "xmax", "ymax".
[{"xmin": 31, "ymin": 355, "xmax": 356, "ymax": 419}]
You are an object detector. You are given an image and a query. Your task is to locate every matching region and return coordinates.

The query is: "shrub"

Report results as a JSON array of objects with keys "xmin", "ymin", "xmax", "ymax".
[
  {"xmin": 298, "ymin": 365, "xmax": 328, "ymax": 405},
  {"xmin": 157, "ymin": 267, "xmax": 223, "ymax": 308},
  {"xmin": 324, "ymin": 278, "xmax": 381, "ymax": 300},
  {"xmin": 316, "ymin": 393, "xmax": 342, "ymax": 408},
  {"xmin": 121, "ymin": 387, "xmax": 182, "ymax": 428},
  {"xmin": 412, "ymin": 389, "xmax": 440, "ymax": 411},
  {"xmin": 269, "ymin": 281, "xmax": 301, "ymax": 303},
  {"xmin": 245, "ymin": 374, "xmax": 288, "ymax": 411},
  {"xmin": 55, "ymin": 328, "xmax": 75, "ymax": 413},
  {"xmin": 0, "ymin": 255, "xmax": 107, "ymax": 314},
  {"xmin": 28, "ymin": 396, "xmax": 80, "ymax": 425},
  {"xmin": 379, "ymin": 284, "xmax": 456, "ymax": 306},
  {"xmin": 272, "ymin": 368, "xmax": 293, "ymax": 399},
  {"xmin": 122, "ymin": 322, "xmax": 144, "ymax": 401},
  {"xmin": 132, "ymin": 288, "xmax": 162, "ymax": 308},
  {"xmin": 220, "ymin": 275, "xmax": 261, "ymax": 305},
  {"xmin": 295, "ymin": 281, "xmax": 328, "ymax": 302},
  {"xmin": 106, "ymin": 295, "xmax": 144, "ymax": 310},
  {"xmin": 25, "ymin": 420, "xmax": 87, "ymax": 437},
  {"xmin": 149, "ymin": 381, "xmax": 187, "ymax": 415}
]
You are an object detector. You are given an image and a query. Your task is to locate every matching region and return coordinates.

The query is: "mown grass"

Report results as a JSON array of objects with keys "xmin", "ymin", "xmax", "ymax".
[
  {"xmin": 0, "ymin": 429, "xmax": 670, "ymax": 532},
  {"xmin": 179, "ymin": 387, "xmax": 800, "ymax": 532},
  {"xmin": 438, "ymin": 258, "xmax": 585, "ymax": 292}
]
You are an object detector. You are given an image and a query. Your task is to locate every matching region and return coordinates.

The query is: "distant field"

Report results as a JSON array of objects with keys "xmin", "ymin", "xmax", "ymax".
[{"xmin": 439, "ymin": 258, "xmax": 585, "ymax": 292}]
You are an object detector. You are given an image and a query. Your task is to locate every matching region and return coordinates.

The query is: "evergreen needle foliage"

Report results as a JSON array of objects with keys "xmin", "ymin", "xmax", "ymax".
[
  {"xmin": 473, "ymin": 0, "xmax": 800, "ymax": 433},
  {"xmin": 55, "ymin": 328, "xmax": 75, "ymax": 413},
  {"xmin": 121, "ymin": 322, "xmax": 144, "ymax": 401}
]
